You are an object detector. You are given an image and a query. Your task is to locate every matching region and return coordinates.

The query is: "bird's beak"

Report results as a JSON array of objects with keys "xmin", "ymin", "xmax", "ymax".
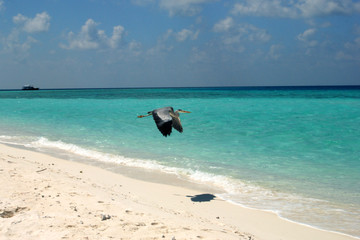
[{"xmin": 180, "ymin": 110, "xmax": 191, "ymax": 113}]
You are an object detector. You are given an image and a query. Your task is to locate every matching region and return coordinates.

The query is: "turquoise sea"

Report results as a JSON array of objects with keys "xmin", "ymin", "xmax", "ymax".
[{"xmin": 0, "ymin": 87, "xmax": 359, "ymax": 237}]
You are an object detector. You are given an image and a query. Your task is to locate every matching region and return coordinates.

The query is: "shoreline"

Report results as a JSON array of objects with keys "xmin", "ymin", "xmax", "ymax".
[
  {"xmin": 4, "ymin": 138, "xmax": 359, "ymax": 237},
  {"xmin": 0, "ymin": 143, "xmax": 357, "ymax": 240}
]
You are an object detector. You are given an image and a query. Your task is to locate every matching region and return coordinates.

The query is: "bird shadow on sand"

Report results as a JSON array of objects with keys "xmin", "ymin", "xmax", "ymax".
[{"xmin": 186, "ymin": 193, "xmax": 216, "ymax": 202}]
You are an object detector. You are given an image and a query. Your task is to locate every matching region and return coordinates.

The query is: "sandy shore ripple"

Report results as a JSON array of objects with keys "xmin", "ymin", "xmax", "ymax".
[{"xmin": 0, "ymin": 144, "xmax": 356, "ymax": 240}]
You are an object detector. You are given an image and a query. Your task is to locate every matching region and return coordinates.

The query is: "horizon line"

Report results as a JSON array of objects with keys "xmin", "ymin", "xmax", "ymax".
[{"xmin": 1, "ymin": 84, "xmax": 360, "ymax": 91}]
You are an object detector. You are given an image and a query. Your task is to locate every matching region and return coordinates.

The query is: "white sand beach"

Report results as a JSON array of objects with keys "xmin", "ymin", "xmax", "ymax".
[{"xmin": 0, "ymin": 143, "xmax": 357, "ymax": 240}]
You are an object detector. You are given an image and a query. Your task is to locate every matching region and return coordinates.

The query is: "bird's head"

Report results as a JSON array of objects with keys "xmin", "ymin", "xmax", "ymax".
[{"xmin": 176, "ymin": 109, "xmax": 191, "ymax": 114}]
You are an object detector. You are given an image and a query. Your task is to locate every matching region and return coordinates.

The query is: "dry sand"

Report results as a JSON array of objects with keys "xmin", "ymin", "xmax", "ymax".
[{"xmin": 0, "ymin": 143, "xmax": 357, "ymax": 240}]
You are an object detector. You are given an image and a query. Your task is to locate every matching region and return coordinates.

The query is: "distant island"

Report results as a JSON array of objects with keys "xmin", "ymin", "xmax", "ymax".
[{"xmin": 22, "ymin": 85, "xmax": 39, "ymax": 90}]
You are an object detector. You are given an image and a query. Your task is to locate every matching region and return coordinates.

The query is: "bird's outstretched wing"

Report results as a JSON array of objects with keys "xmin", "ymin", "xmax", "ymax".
[
  {"xmin": 170, "ymin": 112, "xmax": 183, "ymax": 133},
  {"xmin": 152, "ymin": 107, "xmax": 173, "ymax": 137}
]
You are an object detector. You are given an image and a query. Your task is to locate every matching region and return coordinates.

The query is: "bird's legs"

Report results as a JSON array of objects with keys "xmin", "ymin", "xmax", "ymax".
[{"xmin": 137, "ymin": 112, "xmax": 152, "ymax": 118}]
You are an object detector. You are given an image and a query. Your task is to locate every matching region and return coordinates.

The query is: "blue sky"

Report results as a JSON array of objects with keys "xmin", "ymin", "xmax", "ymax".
[{"xmin": 0, "ymin": 0, "xmax": 359, "ymax": 89}]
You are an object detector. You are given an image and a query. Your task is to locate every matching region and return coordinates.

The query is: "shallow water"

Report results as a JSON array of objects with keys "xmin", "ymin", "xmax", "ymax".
[{"xmin": 0, "ymin": 87, "xmax": 359, "ymax": 237}]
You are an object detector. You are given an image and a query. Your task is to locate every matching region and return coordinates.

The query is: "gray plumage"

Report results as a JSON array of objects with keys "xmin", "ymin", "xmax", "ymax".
[{"xmin": 138, "ymin": 107, "xmax": 191, "ymax": 137}]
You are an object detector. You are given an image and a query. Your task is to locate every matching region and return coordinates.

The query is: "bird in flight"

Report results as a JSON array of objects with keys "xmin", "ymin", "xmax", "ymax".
[{"xmin": 138, "ymin": 107, "xmax": 191, "ymax": 137}]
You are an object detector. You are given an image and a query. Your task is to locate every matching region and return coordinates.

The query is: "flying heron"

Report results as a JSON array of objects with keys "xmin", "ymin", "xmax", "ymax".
[{"xmin": 138, "ymin": 107, "xmax": 191, "ymax": 137}]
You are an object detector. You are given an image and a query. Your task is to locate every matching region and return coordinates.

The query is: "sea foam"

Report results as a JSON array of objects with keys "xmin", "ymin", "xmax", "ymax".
[{"xmin": 0, "ymin": 134, "xmax": 359, "ymax": 237}]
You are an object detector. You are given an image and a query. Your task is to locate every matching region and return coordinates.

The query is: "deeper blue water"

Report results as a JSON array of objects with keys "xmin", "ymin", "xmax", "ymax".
[{"xmin": 0, "ymin": 87, "xmax": 359, "ymax": 237}]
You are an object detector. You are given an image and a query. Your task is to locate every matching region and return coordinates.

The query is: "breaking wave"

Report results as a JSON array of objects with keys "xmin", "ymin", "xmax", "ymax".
[{"xmin": 0, "ymin": 135, "xmax": 359, "ymax": 238}]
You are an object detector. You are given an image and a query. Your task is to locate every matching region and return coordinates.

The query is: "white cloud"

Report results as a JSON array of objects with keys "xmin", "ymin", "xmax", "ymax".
[
  {"xmin": 1, "ymin": 29, "xmax": 37, "ymax": 61},
  {"xmin": 162, "ymin": 28, "xmax": 199, "ymax": 42},
  {"xmin": 246, "ymin": 24, "xmax": 271, "ymax": 42},
  {"xmin": 297, "ymin": 28, "xmax": 318, "ymax": 47},
  {"xmin": 13, "ymin": 12, "xmax": 50, "ymax": 33},
  {"xmin": 337, "ymin": 35, "xmax": 360, "ymax": 61},
  {"xmin": 128, "ymin": 40, "xmax": 142, "ymax": 56},
  {"xmin": 298, "ymin": 0, "xmax": 360, "ymax": 17},
  {"xmin": 232, "ymin": 0, "xmax": 360, "ymax": 18},
  {"xmin": 62, "ymin": 19, "xmax": 100, "ymax": 49},
  {"xmin": 297, "ymin": 28, "xmax": 316, "ymax": 40},
  {"xmin": 213, "ymin": 18, "xmax": 271, "ymax": 54},
  {"xmin": 0, "ymin": 0, "xmax": 4, "ymax": 11},
  {"xmin": 61, "ymin": 19, "xmax": 125, "ymax": 50},
  {"xmin": 335, "ymin": 51, "xmax": 354, "ymax": 60},
  {"xmin": 268, "ymin": 44, "xmax": 283, "ymax": 59},
  {"xmin": 146, "ymin": 42, "xmax": 173, "ymax": 56},
  {"xmin": 175, "ymin": 28, "xmax": 199, "ymax": 42},
  {"xmin": 213, "ymin": 17, "xmax": 234, "ymax": 32},
  {"xmin": 132, "ymin": 0, "xmax": 215, "ymax": 16},
  {"xmin": 109, "ymin": 25, "xmax": 125, "ymax": 48},
  {"xmin": 1, "ymin": 12, "xmax": 49, "ymax": 61},
  {"xmin": 214, "ymin": 18, "xmax": 271, "ymax": 45},
  {"xmin": 146, "ymin": 27, "xmax": 200, "ymax": 57},
  {"xmin": 232, "ymin": 0, "xmax": 297, "ymax": 18},
  {"xmin": 159, "ymin": 0, "xmax": 214, "ymax": 16}
]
